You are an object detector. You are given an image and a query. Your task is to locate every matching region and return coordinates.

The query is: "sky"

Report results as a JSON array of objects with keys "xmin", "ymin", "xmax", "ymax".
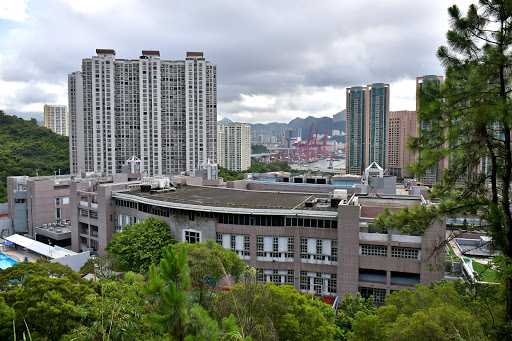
[{"xmin": 0, "ymin": 0, "xmax": 475, "ymax": 124}]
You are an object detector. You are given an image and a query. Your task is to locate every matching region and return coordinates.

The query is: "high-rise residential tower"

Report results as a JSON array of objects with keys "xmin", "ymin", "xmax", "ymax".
[
  {"xmin": 217, "ymin": 123, "xmax": 251, "ymax": 171},
  {"xmin": 69, "ymin": 49, "xmax": 217, "ymax": 176},
  {"xmin": 44, "ymin": 104, "xmax": 69, "ymax": 136},
  {"xmin": 386, "ymin": 110, "xmax": 416, "ymax": 177},
  {"xmin": 416, "ymin": 75, "xmax": 444, "ymax": 186},
  {"xmin": 346, "ymin": 83, "xmax": 390, "ymax": 175}
]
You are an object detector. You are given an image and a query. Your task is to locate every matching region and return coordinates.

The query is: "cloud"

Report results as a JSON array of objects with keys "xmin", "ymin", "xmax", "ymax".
[
  {"xmin": 0, "ymin": 0, "xmax": 475, "ymax": 123},
  {"xmin": 0, "ymin": 0, "xmax": 29, "ymax": 22}
]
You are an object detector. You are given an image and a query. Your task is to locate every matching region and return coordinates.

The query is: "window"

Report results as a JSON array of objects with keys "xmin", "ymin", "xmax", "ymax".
[
  {"xmin": 359, "ymin": 287, "xmax": 386, "ymax": 303},
  {"xmin": 55, "ymin": 208, "xmax": 62, "ymax": 219},
  {"xmin": 360, "ymin": 245, "xmax": 388, "ymax": 257},
  {"xmin": 185, "ymin": 230, "xmax": 200, "ymax": 244},
  {"xmin": 55, "ymin": 198, "xmax": 61, "ymax": 206},
  {"xmin": 391, "ymin": 247, "xmax": 420, "ymax": 259}
]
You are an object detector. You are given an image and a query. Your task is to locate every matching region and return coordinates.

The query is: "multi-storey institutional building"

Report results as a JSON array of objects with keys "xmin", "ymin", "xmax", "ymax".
[
  {"xmin": 217, "ymin": 123, "xmax": 251, "ymax": 171},
  {"xmin": 44, "ymin": 104, "xmax": 69, "ymax": 136},
  {"xmin": 416, "ymin": 75, "xmax": 444, "ymax": 186},
  {"xmin": 386, "ymin": 110, "xmax": 417, "ymax": 178},
  {"xmin": 69, "ymin": 49, "xmax": 217, "ymax": 177},
  {"xmin": 346, "ymin": 83, "xmax": 390, "ymax": 175},
  {"xmin": 67, "ymin": 179, "xmax": 443, "ymax": 302}
]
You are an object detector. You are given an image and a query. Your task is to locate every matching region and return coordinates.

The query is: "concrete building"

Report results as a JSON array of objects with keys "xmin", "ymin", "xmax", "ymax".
[
  {"xmin": 44, "ymin": 104, "xmax": 68, "ymax": 136},
  {"xmin": 217, "ymin": 123, "xmax": 251, "ymax": 171},
  {"xmin": 387, "ymin": 110, "xmax": 417, "ymax": 178},
  {"xmin": 416, "ymin": 75, "xmax": 444, "ymax": 186},
  {"xmin": 346, "ymin": 84, "xmax": 390, "ymax": 175},
  {"xmin": 69, "ymin": 49, "xmax": 217, "ymax": 177},
  {"xmin": 68, "ymin": 181, "xmax": 444, "ymax": 301}
]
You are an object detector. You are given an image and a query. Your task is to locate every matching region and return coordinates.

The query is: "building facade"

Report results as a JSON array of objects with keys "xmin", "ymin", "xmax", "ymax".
[
  {"xmin": 416, "ymin": 75, "xmax": 444, "ymax": 186},
  {"xmin": 346, "ymin": 84, "xmax": 390, "ymax": 175},
  {"xmin": 386, "ymin": 110, "xmax": 417, "ymax": 178},
  {"xmin": 68, "ymin": 180, "xmax": 444, "ymax": 301},
  {"xmin": 217, "ymin": 123, "xmax": 251, "ymax": 171},
  {"xmin": 44, "ymin": 104, "xmax": 69, "ymax": 136},
  {"xmin": 69, "ymin": 49, "xmax": 217, "ymax": 177}
]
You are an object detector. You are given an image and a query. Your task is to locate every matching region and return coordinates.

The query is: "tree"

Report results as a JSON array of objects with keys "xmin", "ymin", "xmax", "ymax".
[
  {"xmin": 106, "ymin": 216, "xmax": 177, "ymax": 272},
  {"xmin": 335, "ymin": 292, "xmax": 377, "ymax": 339},
  {"xmin": 172, "ymin": 240, "xmax": 246, "ymax": 308},
  {"xmin": 375, "ymin": 0, "xmax": 512, "ymax": 323},
  {"xmin": 143, "ymin": 245, "xmax": 191, "ymax": 340},
  {"xmin": 348, "ymin": 281, "xmax": 498, "ymax": 340},
  {"xmin": 214, "ymin": 282, "xmax": 338, "ymax": 341}
]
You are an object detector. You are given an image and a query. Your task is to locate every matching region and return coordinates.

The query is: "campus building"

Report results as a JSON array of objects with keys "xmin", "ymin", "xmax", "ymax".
[
  {"xmin": 346, "ymin": 83, "xmax": 390, "ymax": 175},
  {"xmin": 69, "ymin": 179, "xmax": 444, "ymax": 301},
  {"xmin": 44, "ymin": 104, "xmax": 69, "ymax": 136},
  {"xmin": 68, "ymin": 49, "xmax": 217, "ymax": 177},
  {"xmin": 217, "ymin": 123, "xmax": 251, "ymax": 171}
]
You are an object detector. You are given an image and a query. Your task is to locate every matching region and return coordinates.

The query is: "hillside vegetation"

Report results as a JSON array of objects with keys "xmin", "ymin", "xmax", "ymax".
[{"xmin": 0, "ymin": 110, "xmax": 69, "ymax": 202}]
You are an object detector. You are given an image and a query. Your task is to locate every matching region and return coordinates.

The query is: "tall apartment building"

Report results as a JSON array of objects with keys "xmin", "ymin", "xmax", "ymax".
[
  {"xmin": 346, "ymin": 83, "xmax": 390, "ymax": 175},
  {"xmin": 217, "ymin": 123, "xmax": 251, "ymax": 171},
  {"xmin": 69, "ymin": 49, "xmax": 217, "ymax": 177},
  {"xmin": 416, "ymin": 75, "xmax": 444, "ymax": 186},
  {"xmin": 386, "ymin": 110, "xmax": 417, "ymax": 178},
  {"xmin": 44, "ymin": 104, "xmax": 69, "ymax": 136}
]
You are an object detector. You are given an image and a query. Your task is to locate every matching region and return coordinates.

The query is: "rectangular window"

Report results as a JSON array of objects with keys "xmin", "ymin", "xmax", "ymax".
[
  {"xmin": 360, "ymin": 245, "xmax": 388, "ymax": 257},
  {"xmin": 185, "ymin": 230, "xmax": 200, "ymax": 244},
  {"xmin": 55, "ymin": 198, "xmax": 61, "ymax": 206},
  {"xmin": 55, "ymin": 208, "xmax": 62, "ymax": 219},
  {"xmin": 391, "ymin": 247, "xmax": 420, "ymax": 259}
]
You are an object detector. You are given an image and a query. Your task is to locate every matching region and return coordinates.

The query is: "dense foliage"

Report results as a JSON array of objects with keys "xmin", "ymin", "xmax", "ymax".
[
  {"xmin": 251, "ymin": 144, "xmax": 268, "ymax": 154},
  {"xmin": 0, "ymin": 111, "xmax": 70, "ymax": 202},
  {"xmin": 106, "ymin": 216, "xmax": 177, "ymax": 272}
]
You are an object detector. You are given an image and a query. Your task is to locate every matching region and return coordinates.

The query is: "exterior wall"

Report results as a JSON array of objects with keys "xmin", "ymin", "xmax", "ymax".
[
  {"xmin": 7, "ymin": 176, "xmax": 71, "ymax": 236},
  {"xmin": 69, "ymin": 50, "xmax": 217, "ymax": 176},
  {"xmin": 44, "ymin": 104, "xmax": 69, "ymax": 136},
  {"xmin": 217, "ymin": 123, "xmax": 251, "ymax": 171},
  {"xmin": 387, "ymin": 110, "xmax": 416, "ymax": 178}
]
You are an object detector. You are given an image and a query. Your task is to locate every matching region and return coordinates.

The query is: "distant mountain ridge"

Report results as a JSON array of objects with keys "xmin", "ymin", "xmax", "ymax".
[{"xmin": 244, "ymin": 115, "xmax": 346, "ymax": 137}]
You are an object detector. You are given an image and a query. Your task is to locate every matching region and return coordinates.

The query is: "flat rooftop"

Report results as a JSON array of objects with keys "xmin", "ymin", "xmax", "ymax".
[{"xmin": 127, "ymin": 185, "xmax": 331, "ymax": 211}]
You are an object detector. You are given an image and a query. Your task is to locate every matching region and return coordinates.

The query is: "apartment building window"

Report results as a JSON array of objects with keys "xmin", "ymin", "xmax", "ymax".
[
  {"xmin": 391, "ymin": 247, "xmax": 420, "ymax": 259},
  {"xmin": 230, "ymin": 235, "xmax": 236, "ymax": 251},
  {"xmin": 80, "ymin": 208, "xmax": 88, "ymax": 217},
  {"xmin": 184, "ymin": 230, "xmax": 200, "ymax": 244},
  {"xmin": 244, "ymin": 235, "xmax": 250, "ymax": 256},
  {"xmin": 256, "ymin": 269, "xmax": 264, "ymax": 283},
  {"xmin": 216, "ymin": 233, "xmax": 222, "ymax": 245},
  {"xmin": 328, "ymin": 274, "xmax": 337, "ymax": 294},
  {"xmin": 315, "ymin": 239, "xmax": 323, "ymax": 260},
  {"xmin": 55, "ymin": 208, "xmax": 62, "ymax": 219},
  {"xmin": 287, "ymin": 237, "xmax": 294, "ymax": 258},
  {"xmin": 331, "ymin": 241, "xmax": 338, "ymax": 262},
  {"xmin": 360, "ymin": 245, "xmax": 388, "ymax": 257},
  {"xmin": 55, "ymin": 198, "xmax": 61, "ymax": 206},
  {"xmin": 90, "ymin": 210, "xmax": 98, "ymax": 219},
  {"xmin": 300, "ymin": 271, "xmax": 310, "ymax": 290}
]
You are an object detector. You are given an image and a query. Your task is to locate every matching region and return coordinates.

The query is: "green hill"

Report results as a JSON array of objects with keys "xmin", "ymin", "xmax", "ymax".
[{"xmin": 0, "ymin": 110, "xmax": 69, "ymax": 202}]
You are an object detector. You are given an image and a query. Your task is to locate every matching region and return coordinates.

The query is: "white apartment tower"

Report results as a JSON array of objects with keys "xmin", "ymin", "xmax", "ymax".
[
  {"xmin": 69, "ymin": 49, "xmax": 217, "ymax": 176},
  {"xmin": 44, "ymin": 104, "xmax": 69, "ymax": 136},
  {"xmin": 217, "ymin": 123, "xmax": 251, "ymax": 171}
]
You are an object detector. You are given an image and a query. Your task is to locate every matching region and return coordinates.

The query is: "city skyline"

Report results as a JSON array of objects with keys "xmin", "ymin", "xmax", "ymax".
[{"xmin": 0, "ymin": 0, "xmax": 475, "ymax": 124}]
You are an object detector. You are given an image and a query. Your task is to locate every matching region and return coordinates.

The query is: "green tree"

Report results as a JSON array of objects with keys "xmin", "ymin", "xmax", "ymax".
[
  {"xmin": 335, "ymin": 292, "xmax": 376, "ymax": 339},
  {"xmin": 251, "ymin": 144, "xmax": 268, "ymax": 154},
  {"xmin": 172, "ymin": 240, "xmax": 246, "ymax": 308},
  {"xmin": 214, "ymin": 282, "xmax": 337, "ymax": 341},
  {"xmin": 375, "ymin": 0, "xmax": 512, "ymax": 323},
  {"xmin": 106, "ymin": 216, "xmax": 177, "ymax": 272},
  {"xmin": 348, "ymin": 281, "xmax": 495, "ymax": 340},
  {"xmin": 143, "ymin": 245, "xmax": 191, "ymax": 340}
]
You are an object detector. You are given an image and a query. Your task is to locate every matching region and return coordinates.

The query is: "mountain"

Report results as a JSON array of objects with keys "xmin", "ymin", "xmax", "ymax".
[
  {"xmin": 249, "ymin": 115, "xmax": 346, "ymax": 138},
  {"xmin": 217, "ymin": 117, "xmax": 234, "ymax": 124},
  {"xmin": 0, "ymin": 111, "xmax": 70, "ymax": 202}
]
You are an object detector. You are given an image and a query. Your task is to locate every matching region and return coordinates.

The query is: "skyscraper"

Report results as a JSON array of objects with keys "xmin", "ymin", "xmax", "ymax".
[
  {"xmin": 416, "ymin": 75, "xmax": 444, "ymax": 186},
  {"xmin": 69, "ymin": 49, "xmax": 217, "ymax": 176},
  {"xmin": 217, "ymin": 123, "xmax": 251, "ymax": 171},
  {"xmin": 44, "ymin": 104, "xmax": 68, "ymax": 136},
  {"xmin": 346, "ymin": 83, "xmax": 389, "ymax": 175},
  {"xmin": 386, "ymin": 110, "xmax": 416, "ymax": 177}
]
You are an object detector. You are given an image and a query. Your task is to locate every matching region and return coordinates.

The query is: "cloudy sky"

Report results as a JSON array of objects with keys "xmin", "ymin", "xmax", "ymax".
[{"xmin": 0, "ymin": 0, "xmax": 474, "ymax": 124}]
